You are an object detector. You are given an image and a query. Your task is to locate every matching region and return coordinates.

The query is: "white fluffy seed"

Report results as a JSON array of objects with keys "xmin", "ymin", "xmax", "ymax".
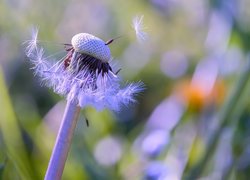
[{"xmin": 71, "ymin": 33, "xmax": 111, "ymax": 62}]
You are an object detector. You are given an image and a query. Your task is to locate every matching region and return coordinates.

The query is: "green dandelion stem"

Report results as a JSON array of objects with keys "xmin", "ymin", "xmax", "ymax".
[{"xmin": 45, "ymin": 100, "xmax": 80, "ymax": 180}]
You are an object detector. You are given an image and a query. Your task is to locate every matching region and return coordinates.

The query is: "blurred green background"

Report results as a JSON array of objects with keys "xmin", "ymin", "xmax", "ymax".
[{"xmin": 1, "ymin": 0, "xmax": 250, "ymax": 179}]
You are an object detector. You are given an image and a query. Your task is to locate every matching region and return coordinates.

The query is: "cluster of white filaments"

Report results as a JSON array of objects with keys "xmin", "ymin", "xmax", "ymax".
[
  {"xmin": 25, "ymin": 28, "xmax": 144, "ymax": 111},
  {"xmin": 132, "ymin": 15, "xmax": 148, "ymax": 42}
]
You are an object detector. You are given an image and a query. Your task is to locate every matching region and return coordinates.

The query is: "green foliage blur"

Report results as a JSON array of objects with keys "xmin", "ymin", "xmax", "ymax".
[{"xmin": 1, "ymin": 0, "xmax": 250, "ymax": 179}]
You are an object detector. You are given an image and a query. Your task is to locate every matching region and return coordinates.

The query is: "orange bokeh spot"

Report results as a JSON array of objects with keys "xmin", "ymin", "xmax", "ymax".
[{"xmin": 175, "ymin": 79, "xmax": 225, "ymax": 112}]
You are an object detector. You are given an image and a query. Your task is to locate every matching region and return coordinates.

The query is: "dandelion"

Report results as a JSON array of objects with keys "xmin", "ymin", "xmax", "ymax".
[
  {"xmin": 25, "ymin": 30, "xmax": 143, "ymax": 111},
  {"xmin": 25, "ymin": 28, "xmax": 144, "ymax": 179},
  {"xmin": 132, "ymin": 15, "xmax": 148, "ymax": 42}
]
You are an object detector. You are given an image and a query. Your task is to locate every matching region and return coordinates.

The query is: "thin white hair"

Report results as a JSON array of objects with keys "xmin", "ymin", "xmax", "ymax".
[
  {"xmin": 132, "ymin": 15, "xmax": 148, "ymax": 42},
  {"xmin": 24, "ymin": 27, "xmax": 39, "ymax": 57}
]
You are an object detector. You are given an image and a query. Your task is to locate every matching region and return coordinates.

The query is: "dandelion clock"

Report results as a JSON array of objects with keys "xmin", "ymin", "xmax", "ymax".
[{"xmin": 25, "ymin": 16, "xmax": 146, "ymax": 179}]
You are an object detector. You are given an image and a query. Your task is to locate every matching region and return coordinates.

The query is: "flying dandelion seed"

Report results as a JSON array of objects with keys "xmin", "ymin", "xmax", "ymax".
[
  {"xmin": 132, "ymin": 15, "xmax": 148, "ymax": 42},
  {"xmin": 25, "ymin": 29, "xmax": 144, "ymax": 111}
]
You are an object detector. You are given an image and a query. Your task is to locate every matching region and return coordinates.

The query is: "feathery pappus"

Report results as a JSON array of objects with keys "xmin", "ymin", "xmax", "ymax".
[{"xmin": 25, "ymin": 19, "xmax": 146, "ymax": 111}]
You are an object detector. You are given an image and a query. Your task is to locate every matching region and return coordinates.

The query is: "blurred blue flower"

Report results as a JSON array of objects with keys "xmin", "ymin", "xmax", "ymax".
[
  {"xmin": 205, "ymin": 10, "xmax": 232, "ymax": 54},
  {"xmin": 147, "ymin": 95, "xmax": 185, "ymax": 131},
  {"xmin": 160, "ymin": 50, "xmax": 188, "ymax": 79},
  {"xmin": 94, "ymin": 136, "xmax": 122, "ymax": 167},
  {"xmin": 144, "ymin": 161, "xmax": 168, "ymax": 180},
  {"xmin": 141, "ymin": 130, "xmax": 169, "ymax": 158}
]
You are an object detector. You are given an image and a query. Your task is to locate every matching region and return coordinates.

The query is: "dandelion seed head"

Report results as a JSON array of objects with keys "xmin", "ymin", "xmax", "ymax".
[
  {"xmin": 71, "ymin": 33, "xmax": 111, "ymax": 62},
  {"xmin": 132, "ymin": 15, "xmax": 148, "ymax": 42},
  {"xmin": 25, "ymin": 30, "xmax": 144, "ymax": 111}
]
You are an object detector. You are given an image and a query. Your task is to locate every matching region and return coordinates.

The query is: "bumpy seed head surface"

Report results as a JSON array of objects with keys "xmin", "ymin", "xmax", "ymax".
[{"xmin": 71, "ymin": 33, "xmax": 111, "ymax": 62}]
